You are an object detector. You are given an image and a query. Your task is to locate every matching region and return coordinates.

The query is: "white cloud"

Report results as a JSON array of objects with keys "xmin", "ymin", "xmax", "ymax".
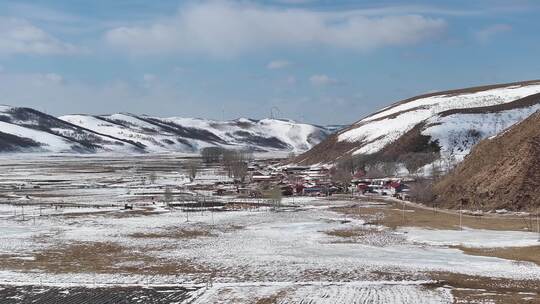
[
  {"xmin": 474, "ymin": 24, "xmax": 512, "ymax": 43},
  {"xmin": 105, "ymin": 1, "xmax": 446, "ymax": 56},
  {"xmin": 286, "ymin": 75, "xmax": 297, "ymax": 85},
  {"xmin": 142, "ymin": 73, "xmax": 158, "ymax": 88},
  {"xmin": 310, "ymin": 74, "xmax": 339, "ymax": 86},
  {"xmin": 173, "ymin": 66, "xmax": 187, "ymax": 73},
  {"xmin": 267, "ymin": 59, "xmax": 292, "ymax": 69},
  {"xmin": 0, "ymin": 17, "xmax": 80, "ymax": 55},
  {"xmin": 143, "ymin": 73, "xmax": 157, "ymax": 82},
  {"xmin": 274, "ymin": 0, "xmax": 315, "ymax": 4},
  {"xmin": 43, "ymin": 73, "xmax": 63, "ymax": 84}
]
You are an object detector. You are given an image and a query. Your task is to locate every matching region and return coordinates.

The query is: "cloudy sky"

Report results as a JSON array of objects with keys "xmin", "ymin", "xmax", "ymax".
[{"xmin": 0, "ymin": 0, "xmax": 539, "ymax": 124}]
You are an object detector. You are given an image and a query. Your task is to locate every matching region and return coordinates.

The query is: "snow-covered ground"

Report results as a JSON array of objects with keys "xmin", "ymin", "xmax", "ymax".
[
  {"xmin": 190, "ymin": 281, "xmax": 453, "ymax": 304},
  {"xmin": 1, "ymin": 200, "xmax": 538, "ymax": 302},
  {"xmin": 1, "ymin": 199, "xmax": 540, "ymax": 282},
  {"xmin": 400, "ymin": 227, "xmax": 540, "ymax": 248},
  {"xmin": 0, "ymin": 155, "xmax": 538, "ymax": 303}
]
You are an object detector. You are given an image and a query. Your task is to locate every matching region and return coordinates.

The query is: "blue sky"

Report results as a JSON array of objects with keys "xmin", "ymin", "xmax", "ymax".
[{"xmin": 0, "ymin": 0, "xmax": 539, "ymax": 124}]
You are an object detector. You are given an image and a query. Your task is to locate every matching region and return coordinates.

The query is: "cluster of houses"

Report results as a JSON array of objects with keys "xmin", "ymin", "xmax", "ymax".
[{"xmin": 213, "ymin": 161, "xmax": 411, "ymax": 199}]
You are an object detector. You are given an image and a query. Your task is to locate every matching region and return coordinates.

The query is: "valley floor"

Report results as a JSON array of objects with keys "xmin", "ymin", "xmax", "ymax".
[{"xmin": 0, "ymin": 154, "xmax": 538, "ymax": 303}]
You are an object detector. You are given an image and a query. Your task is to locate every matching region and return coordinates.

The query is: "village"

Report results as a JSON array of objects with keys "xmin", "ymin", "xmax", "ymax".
[
  {"xmin": 214, "ymin": 162, "xmax": 411, "ymax": 200},
  {"xmin": 194, "ymin": 147, "xmax": 412, "ymax": 204}
]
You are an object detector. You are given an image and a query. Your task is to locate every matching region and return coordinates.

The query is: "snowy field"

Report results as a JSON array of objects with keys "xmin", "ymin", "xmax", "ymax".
[
  {"xmin": 0, "ymin": 154, "xmax": 538, "ymax": 303},
  {"xmin": 400, "ymin": 227, "xmax": 540, "ymax": 248}
]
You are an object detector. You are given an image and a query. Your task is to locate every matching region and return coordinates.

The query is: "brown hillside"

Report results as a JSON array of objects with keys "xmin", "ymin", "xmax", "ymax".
[{"xmin": 434, "ymin": 111, "xmax": 540, "ymax": 211}]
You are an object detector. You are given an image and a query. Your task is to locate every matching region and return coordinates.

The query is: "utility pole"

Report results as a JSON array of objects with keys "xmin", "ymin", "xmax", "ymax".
[
  {"xmin": 402, "ymin": 201, "xmax": 406, "ymax": 224},
  {"xmin": 537, "ymin": 208, "xmax": 539, "ymax": 242},
  {"xmin": 459, "ymin": 200, "xmax": 463, "ymax": 231},
  {"xmin": 185, "ymin": 200, "xmax": 189, "ymax": 222}
]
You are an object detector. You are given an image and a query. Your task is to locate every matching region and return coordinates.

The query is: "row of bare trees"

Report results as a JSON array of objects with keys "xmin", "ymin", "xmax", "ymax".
[
  {"xmin": 201, "ymin": 147, "xmax": 252, "ymax": 183},
  {"xmin": 334, "ymin": 150, "xmax": 451, "ymax": 180}
]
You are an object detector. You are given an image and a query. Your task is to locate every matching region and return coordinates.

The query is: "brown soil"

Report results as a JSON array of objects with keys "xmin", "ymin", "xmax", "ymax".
[
  {"xmin": 324, "ymin": 227, "xmax": 376, "ymax": 238},
  {"xmin": 454, "ymin": 245, "xmax": 540, "ymax": 266},
  {"xmin": 430, "ymin": 272, "xmax": 540, "ymax": 303},
  {"xmin": 330, "ymin": 198, "xmax": 537, "ymax": 231},
  {"xmin": 129, "ymin": 228, "xmax": 215, "ymax": 239},
  {"xmin": 0, "ymin": 241, "xmax": 211, "ymax": 276},
  {"xmin": 434, "ymin": 110, "xmax": 540, "ymax": 211},
  {"xmin": 255, "ymin": 290, "xmax": 290, "ymax": 304}
]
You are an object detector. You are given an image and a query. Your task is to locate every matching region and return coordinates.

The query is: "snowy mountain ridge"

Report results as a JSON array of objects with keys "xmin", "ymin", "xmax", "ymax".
[
  {"xmin": 295, "ymin": 80, "xmax": 540, "ymax": 165},
  {"xmin": 0, "ymin": 106, "xmax": 331, "ymax": 154}
]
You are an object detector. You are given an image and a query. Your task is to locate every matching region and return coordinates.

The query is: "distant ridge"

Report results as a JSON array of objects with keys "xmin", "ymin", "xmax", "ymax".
[{"xmin": 0, "ymin": 105, "xmax": 331, "ymax": 154}]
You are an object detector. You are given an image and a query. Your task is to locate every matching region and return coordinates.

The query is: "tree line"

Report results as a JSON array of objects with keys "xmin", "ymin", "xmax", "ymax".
[{"xmin": 201, "ymin": 147, "xmax": 252, "ymax": 183}]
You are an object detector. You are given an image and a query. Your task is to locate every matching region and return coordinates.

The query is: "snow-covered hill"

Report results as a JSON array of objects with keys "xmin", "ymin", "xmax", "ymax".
[
  {"xmin": 295, "ymin": 80, "xmax": 540, "ymax": 165},
  {"xmin": 0, "ymin": 106, "xmax": 140, "ymax": 153},
  {"xmin": 0, "ymin": 106, "xmax": 330, "ymax": 154}
]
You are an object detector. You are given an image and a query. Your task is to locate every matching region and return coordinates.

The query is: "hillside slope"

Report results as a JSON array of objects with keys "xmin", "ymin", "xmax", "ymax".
[
  {"xmin": 0, "ymin": 105, "xmax": 330, "ymax": 154},
  {"xmin": 61, "ymin": 114, "xmax": 329, "ymax": 153},
  {"xmin": 434, "ymin": 111, "xmax": 540, "ymax": 211},
  {"xmin": 295, "ymin": 80, "xmax": 540, "ymax": 165},
  {"xmin": 0, "ymin": 106, "xmax": 142, "ymax": 153}
]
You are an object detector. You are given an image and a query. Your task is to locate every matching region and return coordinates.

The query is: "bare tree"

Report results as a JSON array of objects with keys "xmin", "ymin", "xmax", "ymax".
[
  {"xmin": 430, "ymin": 162, "xmax": 442, "ymax": 180},
  {"xmin": 365, "ymin": 163, "xmax": 385, "ymax": 179},
  {"xmin": 409, "ymin": 179, "xmax": 436, "ymax": 203},
  {"xmin": 401, "ymin": 153, "xmax": 425, "ymax": 175},
  {"xmin": 185, "ymin": 160, "xmax": 200, "ymax": 182},
  {"xmin": 222, "ymin": 149, "xmax": 235, "ymax": 178},
  {"xmin": 269, "ymin": 186, "xmax": 282, "ymax": 209},
  {"xmin": 337, "ymin": 154, "xmax": 373, "ymax": 175},
  {"xmin": 164, "ymin": 186, "xmax": 174, "ymax": 207},
  {"xmin": 149, "ymin": 172, "xmax": 157, "ymax": 184},
  {"xmin": 400, "ymin": 152, "xmax": 438, "ymax": 176},
  {"xmin": 336, "ymin": 155, "xmax": 357, "ymax": 175},
  {"xmin": 331, "ymin": 167, "xmax": 352, "ymax": 186},
  {"xmin": 201, "ymin": 147, "xmax": 223, "ymax": 164},
  {"xmin": 381, "ymin": 161, "xmax": 398, "ymax": 177},
  {"xmin": 232, "ymin": 161, "xmax": 248, "ymax": 183},
  {"xmin": 440, "ymin": 151, "xmax": 457, "ymax": 174},
  {"xmin": 222, "ymin": 149, "xmax": 252, "ymax": 183},
  {"xmin": 287, "ymin": 151, "xmax": 297, "ymax": 162}
]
